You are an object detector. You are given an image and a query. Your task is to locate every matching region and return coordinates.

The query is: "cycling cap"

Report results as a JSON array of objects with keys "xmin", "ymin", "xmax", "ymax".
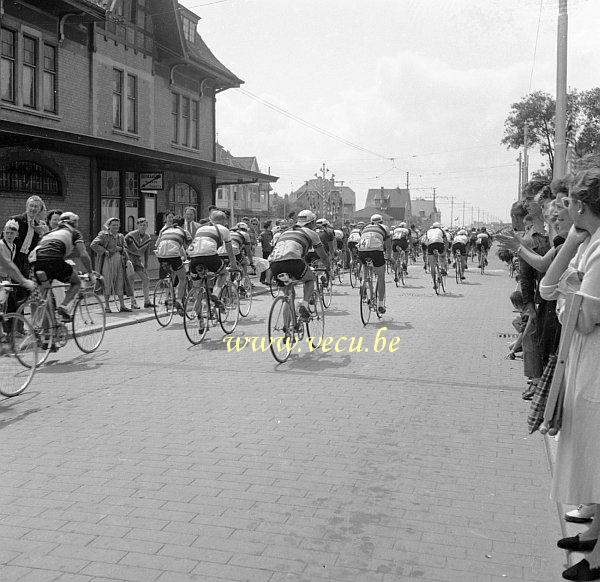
[
  {"xmin": 296, "ymin": 209, "xmax": 316, "ymax": 225},
  {"xmin": 399, "ymin": 222, "xmax": 406, "ymax": 228},
  {"xmin": 432, "ymin": 222, "xmax": 441, "ymax": 228},
  {"xmin": 59, "ymin": 212, "xmax": 79, "ymax": 225},
  {"xmin": 458, "ymin": 229, "xmax": 467, "ymax": 236},
  {"xmin": 334, "ymin": 229, "xmax": 344, "ymax": 240},
  {"xmin": 371, "ymin": 214, "xmax": 383, "ymax": 223},
  {"xmin": 236, "ymin": 222, "xmax": 249, "ymax": 231}
]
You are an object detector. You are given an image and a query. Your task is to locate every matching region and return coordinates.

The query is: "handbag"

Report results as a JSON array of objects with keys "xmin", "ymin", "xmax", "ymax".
[
  {"xmin": 125, "ymin": 259, "xmax": 135, "ymax": 278},
  {"xmin": 528, "ymin": 354, "xmax": 557, "ymax": 434}
]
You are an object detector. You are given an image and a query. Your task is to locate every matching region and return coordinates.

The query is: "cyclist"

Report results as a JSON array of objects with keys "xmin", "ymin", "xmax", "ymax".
[
  {"xmin": 391, "ymin": 221, "xmax": 410, "ymax": 277},
  {"xmin": 347, "ymin": 222, "xmax": 363, "ymax": 263},
  {"xmin": 227, "ymin": 222, "xmax": 254, "ymax": 277},
  {"xmin": 187, "ymin": 210, "xmax": 238, "ymax": 305},
  {"xmin": 420, "ymin": 232, "xmax": 429, "ymax": 270},
  {"xmin": 357, "ymin": 214, "xmax": 390, "ymax": 315},
  {"xmin": 451, "ymin": 228, "xmax": 468, "ymax": 279},
  {"xmin": 468, "ymin": 227, "xmax": 478, "ymax": 258},
  {"xmin": 425, "ymin": 222, "xmax": 448, "ymax": 276},
  {"xmin": 155, "ymin": 215, "xmax": 192, "ymax": 312},
  {"xmin": 269, "ymin": 209, "xmax": 330, "ymax": 321},
  {"xmin": 476, "ymin": 227, "xmax": 492, "ymax": 267},
  {"xmin": 28, "ymin": 212, "xmax": 95, "ymax": 321},
  {"xmin": 315, "ymin": 218, "xmax": 336, "ymax": 257}
]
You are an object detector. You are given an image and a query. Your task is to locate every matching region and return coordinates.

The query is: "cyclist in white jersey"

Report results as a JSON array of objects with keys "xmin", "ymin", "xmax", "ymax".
[
  {"xmin": 391, "ymin": 222, "xmax": 410, "ymax": 274},
  {"xmin": 425, "ymin": 222, "xmax": 448, "ymax": 275}
]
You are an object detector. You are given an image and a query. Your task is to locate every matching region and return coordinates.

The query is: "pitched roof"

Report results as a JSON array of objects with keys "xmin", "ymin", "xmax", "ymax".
[
  {"xmin": 411, "ymin": 198, "xmax": 435, "ymax": 214},
  {"xmin": 81, "ymin": 0, "xmax": 110, "ymax": 8},
  {"xmin": 185, "ymin": 34, "xmax": 243, "ymax": 86},
  {"xmin": 352, "ymin": 206, "xmax": 394, "ymax": 220},
  {"xmin": 365, "ymin": 188, "xmax": 410, "ymax": 208},
  {"xmin": 338, "ymin": 186, "xmax": 356, "ymax": 206}
]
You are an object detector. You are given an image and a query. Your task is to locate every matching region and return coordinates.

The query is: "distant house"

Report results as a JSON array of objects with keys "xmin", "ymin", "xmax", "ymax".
[
  {"xmin": 291, "ymin": 179, "xmax": 355, "ymax": 225},
  {"xmin": 365, "ymin": 187, "xmax": 411, "ymax": 222},
  {"xmin": 352, "ymin": 206, "xmax": 394, "ymax": 225},
  {"xmin": 411, "ymin": 198, "xmax": 441, "ymax": 227},
  {"xmin": 215, "ymin": 144, "xmax": 271, "ymax": 220}
]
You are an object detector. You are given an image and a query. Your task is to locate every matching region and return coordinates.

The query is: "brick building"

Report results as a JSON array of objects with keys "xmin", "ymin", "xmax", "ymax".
[
  {"xmin": 290, "ymin": 179, "xmax": 355, "ymax": 226},
  {"xmin": 364, "ymin": 187, "xmax": 412, "ymax": 222},
  {"xmin": 0, "ymin": 0, "xmax": 277, "ymax": 241}
]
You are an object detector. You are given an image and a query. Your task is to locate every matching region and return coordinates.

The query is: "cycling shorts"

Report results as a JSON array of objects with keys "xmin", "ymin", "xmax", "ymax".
[
  {"xmin": 358, "ymin": 250, "xmax": 385, "ymax": 268},
  {"xmin": 452, "ymin": 242, "xmax": 467, "ymax": 256},
  {"xmin": 392, "ymin": 239, "xmax": 409, "ymax": 252},
  {"xmin": 189, "ymin": 255, "xmax": 224, "ymax": 275},
  {"xmin": 159, "ymin": 256, "xmax": 184, "ymax": 272},
  {"xmin": 270, "ymin": 259, "xmax": 308, "ymax": 286},
  {"xmin": 32, "ymin": 260, "xmax": 73, "ymax": 284},
  {"xmin": 427, "ymin": 242, "xmax": 445, "ymax": 256}
]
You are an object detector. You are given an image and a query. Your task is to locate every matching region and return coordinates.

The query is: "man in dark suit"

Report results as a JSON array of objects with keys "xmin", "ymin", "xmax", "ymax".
[
  {"xmin": 11, "ymin": 195, "xmax": 48, "ymax": 279},
  {"xmin": 183, "ymin": 206, "xmax": 200, "ymax": 238}
]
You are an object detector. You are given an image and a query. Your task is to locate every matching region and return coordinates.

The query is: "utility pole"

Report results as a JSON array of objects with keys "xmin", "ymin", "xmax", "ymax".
[
  {"xmin": 554, "ymin": 0, "xmax": 568, "ymax": 179},
  {"xmin": 517, "ymin": 153, "xmax": 522, "ymax": 199},
  {"xmin": 450, "ymin": 196, "xmax": 454, "ymax": 225},
  {"xmin": 522, "ymin": 126, "xmax": 529, "ymax": 194},
  {"xmin": 477, "ymin": 207, "xmax": 481, "ymax": 224},
  {"xmin": 470, "ymin": 206, "xmax": 474, "ymax": 226},
  {"xmin": 462, "ymin": 201, "xmax": 465, "ymax": 227},
  {"xmin": 406, "ymin": 172, "xmax": 410, "ymax": 190},
  {"xmin": 432, "ymin": 188, "xmax": 437, "ymax": 222}
]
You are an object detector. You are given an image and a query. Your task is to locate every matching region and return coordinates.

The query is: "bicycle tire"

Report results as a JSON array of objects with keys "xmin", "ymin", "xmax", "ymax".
[
  {"xmin": 268, "ymin": 296, "xmax": 295, "ymax": 363},
  {"xmin": 337, "ymin": 263, "xmax": 344, "ymax": 285},
  {"xmin": 480, "ymin": 257, "xmax": 485, "ymax": 275},
  {"xmin": 455, "ymin": 259, "xmax": 460, "ymax": 284},
  {"xmin": 218, "ymin": 284, "xmax": 240, "ymax": 334},
  {"xmin": 72, "ymin": 293, "xmax": 106, "ymax": 353},
  {"xmin": 183, "ymin": 286, "xmax": 209, "ymax": 344},
  {"xmin": 17, "ymin": 300, "xmax": 53, "ymax": 366},
  {"xmin": 306, "ymin": 290, "xmax": 325, "ymax": 346},
  {"xmin": 153, "ymin": 278, "xmax": 174, "ymax": 327},
  {"xmin": 0, "ymin": 313, "xmax": 37, "ymax": 397},
  {"xmin": 394, "ymin": 262, "xmax": 401, "ymax": 287},
  {"xmin": 359, "ymin": 281, "xmax": 371, "ymax": 325},
  {"xmin": 349, "ymin": 261, "xmax": 357, "ymax": 288},
  {"xmin": 238, "ymin": 274, "xmax": 253, "ymax": 317},
  {"xmin": 321, "ymin": 275, "xmax": 333, "ymax": 309},
  {"xmin": 439, "ymin": 272, "xmax": 446, "ymax": 294},
  {"xmin": 269, "ymin": 276, "xmax": 279, "ymax": 298}
]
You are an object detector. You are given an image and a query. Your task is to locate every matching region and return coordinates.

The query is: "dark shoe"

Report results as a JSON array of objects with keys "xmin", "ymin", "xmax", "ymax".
[
  {"xmin": 298, "ymin": 304, "xmax": 310, "ymax": 321},
  {"xmin": 558, "ymin": 535, "xmax": 597, "ymax": 552},
  {"xmin": 562, "ymin": 559, "xmax": 600, "ymax": 580},
  {"xmin": 377, "ymin": 305, "xmax": 386, "ymax": 315},
  {"xmin": 57, "ymin": 306, "xmax": 72, "ymax": 322},
  {"xmin": 131, "ymin": 303, "xmax": 141, "ymax": 310},
  {"xmin": 119, "ymin": 306, "xmax": 132, "ymax": 313},
  {"xmin": 105, "ymin": 307, "xmax": 112, "ymax": 314},
  {"xmin": 144, "ymin": 301, "xmax": 153, "ymax": 308},
  {"xmin": 210, "ymin": 294, "xmax": 224, "ymax": 309},
  {"xmin": 460, "ymin": 276, "xmax": 466, "ymax": 280},
  {"xmin": 566, "ymin": 505, "xmax": 595, "ymax": 523},
  {"xmin": 441, "ymin": 269, "xmax": 447, "ymax": 276}
]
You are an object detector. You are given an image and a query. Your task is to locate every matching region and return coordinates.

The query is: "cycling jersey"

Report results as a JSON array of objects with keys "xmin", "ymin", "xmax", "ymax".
[
  {"xmin": 316, "ymin": 226, "xmax": 335, "ymax": 252},
  {"xmin": 426, "ymin": 227, "xmax": 445, "ymax": 245},
  {"xmin": 220, "ymin": 229, "xmax": 248, "ymax": 256},
  {"xmin": 31, "ymin": 224, "xmax": 83, "ymax": 261},
  {"xmin": 476, "ymin": 233, "xmax": 490, "ymax": 246},
  {"xmin": 269, "ymin": 226, "xmax": 322, "ymax": 262},
  {"xmin": 347, "ymin": 229, "xmax": 361, "ymax": 243},
  {"xmin": 358, "ymin": 223, "xmax": 389, "ymax": 251},
  {"xmin": 187, "ymin": 224, "xmax": 230, "ymax": 257},
  {"xmin": 392, "ymin": 227, "xmax": 409, "ymax": 240},
  {"xmin": 453, "ymin": 234, "xmax": 468, "ymax": 246}
]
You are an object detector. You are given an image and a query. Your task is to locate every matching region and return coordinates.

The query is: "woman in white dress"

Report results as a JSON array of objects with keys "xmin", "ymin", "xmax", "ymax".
[{"xmin": 539, "ymin": 168, "xmax": 600, "ymax": 581}]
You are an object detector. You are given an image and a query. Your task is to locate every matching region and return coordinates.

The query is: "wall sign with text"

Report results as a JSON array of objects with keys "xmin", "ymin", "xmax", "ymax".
[{"xmin": 139, "ymin": 173, "xmax": 164, "ymax": 190}]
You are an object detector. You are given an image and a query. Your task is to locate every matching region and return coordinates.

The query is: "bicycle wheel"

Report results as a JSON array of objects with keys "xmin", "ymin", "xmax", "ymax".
[
  {"xmin": 269, "ymin": 276, "xmax": 279, "ymax": 298},
  {"xmin": 455, "ymin": 259, "xmax": 460, "ymax": 284},
  {"xmin": 218, "ymin": 284, "xmax": 240, "ymax": 334},
  {"xmin": 153, "ymin": 278, "xmax": 174, "ymax": 327},
  {"xmin": 72, "ymin": 293, "xmax": 106, "ymax": 353},
  {"xmin": 394, "ymin": 262, "xmax": 401, "ymax": 287},
  {"xmin": 268, "ymin": 296, "xmax": 295, "ymax": 363},
  {"xmin": 349, "ymin": 261, "xmax": 357, "ymax": 288},
  {"xmin": 480, "ymin": 257, "xmax": 485, "ymax": 275},
  {"xmin": 307, "ymin": 290, "xmax": 325, "ymax": 346},
  {"xmin": 183, "ymin": 286, "xmax": 209, "ymax": 344},
  {"xmin": 431, "ymin": 263, "xmax": 439, "ymax": 295},
  {"xmin": 238, "ymin": 274, "xmax": 253, "ymax": 317},
  {"xmin": 439, "ymin": 272, "xmax": 446, "ymax": 293},
  {"xmin": 321, "ymin": 274, "xmax": 333, "ymax": 309},
  {"xmin": 359, "ymin": 281, "xmax": 371, "ymax": 325},
  {"xmin": 336, "ymin": 263, "xmax": 344, "ymax": 285},
  {"xmin": 17, "ymin": 300, "xmax": 53, "ymax": 366},
  {"xmin": 0, "ymin": 313, "xmax": 37, "ymax": 397}
]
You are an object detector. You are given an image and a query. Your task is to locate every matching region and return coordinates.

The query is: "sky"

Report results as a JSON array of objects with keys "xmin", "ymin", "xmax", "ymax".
[{"xmin": 180, "ymin": 0, "xmax": 600, "ymax": 223}]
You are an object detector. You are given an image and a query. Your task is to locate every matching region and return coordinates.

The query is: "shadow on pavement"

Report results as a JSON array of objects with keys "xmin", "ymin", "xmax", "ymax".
[
  {"xmin": 185, "ymin": 337, "xmax": 226, "ymax": 351},
  {"xmin": 0, "ymin": 392, "xmax": 39, "ymax": 408},
  {"xmin": 324, "ymin": 308, "xmax": 351, "ymax": 317},
  {"xmin": 0, "ymin": 408, "xmax": 42, "ymax": 430},
  {"xmin": 281, "ymin": 353, "xmax": 352, "ymax": 372},
  {"xmin": 375, "ymin": 321, "xmax": 412, "ymax": 331}
]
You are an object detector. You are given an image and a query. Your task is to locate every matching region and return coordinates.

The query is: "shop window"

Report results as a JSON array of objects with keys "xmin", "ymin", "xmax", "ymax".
[
  {"xmin": 0, "ymin": 161, "xmax": 61, "ymax": 196},
  {"xmin": 101, "ymin": 170, "xmax": 120, "ymax": 226}
]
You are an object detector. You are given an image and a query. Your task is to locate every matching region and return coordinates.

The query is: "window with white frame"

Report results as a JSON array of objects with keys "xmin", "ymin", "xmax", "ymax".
[
  {"xmin": 171, "ymin": 91, "xmax": 200, "ymax": 149},
  {"xmin": 113, "ymin": 68, "xmax": 137, "ymax": 134},
  {"xmin": 182, "ymin": 17, "xmax": 195, "ymax": 44}
]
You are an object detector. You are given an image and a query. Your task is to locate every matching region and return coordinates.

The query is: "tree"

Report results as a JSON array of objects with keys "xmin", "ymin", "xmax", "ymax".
[{"xmin": 502, "ymin": 89, "xmax": 600, "ymax": 175}]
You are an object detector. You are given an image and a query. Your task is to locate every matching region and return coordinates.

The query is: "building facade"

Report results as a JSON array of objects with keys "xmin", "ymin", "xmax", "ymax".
[
  {"xmin": 410, "ymin": 198, "xmax": 441, "ymax": 228},
  {"xmin": 0, "ymin": 0, "xmax": 276, "ymax": 241},
  {"xmin": 290, "ymin": 178, "xmax": 355, "ymax": 225},
  {"xmin": 214, "ymin": 143, "xmax": 271, "ymax": 222},
  {"xmin": 364, "ymin": 187, "xmax": 412, "ymax": 223}
]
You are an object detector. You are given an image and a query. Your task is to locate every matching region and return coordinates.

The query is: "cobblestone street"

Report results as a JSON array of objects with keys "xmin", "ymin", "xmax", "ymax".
[{"xmin": 0, "ymin": 255, "xmax": 566, "ymax": 581}]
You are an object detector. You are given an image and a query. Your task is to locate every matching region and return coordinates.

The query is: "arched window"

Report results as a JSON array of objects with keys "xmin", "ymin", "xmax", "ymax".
[
  {"xmin": 0, "ymin": 161, "xmax": 61, "ymax": 196},
  {"xmin": 167, "ymin": 182, "xmax": 198, "ymax": 217}
]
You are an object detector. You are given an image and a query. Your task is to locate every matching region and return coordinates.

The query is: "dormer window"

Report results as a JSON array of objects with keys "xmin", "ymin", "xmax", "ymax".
[{"xmin": 182, "ymin": 16, "xmax": 196, "ymax": 44}]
